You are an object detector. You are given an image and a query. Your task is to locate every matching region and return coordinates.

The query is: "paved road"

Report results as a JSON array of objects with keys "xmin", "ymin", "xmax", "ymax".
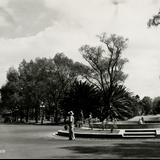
[{"xmin": 0, "ymin": 124, "xmax": 160, "ymax": 159}]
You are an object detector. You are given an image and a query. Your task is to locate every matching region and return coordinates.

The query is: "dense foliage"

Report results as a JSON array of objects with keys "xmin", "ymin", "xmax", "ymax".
[{"xmin": 0, "ymin": 33, "xmax": 154, "ymax": 124}]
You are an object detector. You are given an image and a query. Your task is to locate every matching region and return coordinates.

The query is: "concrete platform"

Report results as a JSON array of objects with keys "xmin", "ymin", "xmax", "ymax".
[
  {"xmin": 57, "ymin": 130, "xmax": 123, "ymax": 138},
  {"xmin": 56, "ymin": 128, "xmax": 160, "ymax": 139}
]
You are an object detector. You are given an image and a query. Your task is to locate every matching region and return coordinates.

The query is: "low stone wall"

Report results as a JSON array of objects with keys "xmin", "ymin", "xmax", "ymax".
[
  {"xmin": 57, "ymin": 130, "xmax": 123, "ymax": 138},
  {"xmin": 92, "ymin": 122, "xmax": 160, "ymax": 129}
]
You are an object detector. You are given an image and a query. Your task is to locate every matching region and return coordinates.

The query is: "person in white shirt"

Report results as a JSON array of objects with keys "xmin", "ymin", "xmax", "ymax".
[{"xmin": 68, "ymin": 111, "xmax": 75, "ymax": 140}]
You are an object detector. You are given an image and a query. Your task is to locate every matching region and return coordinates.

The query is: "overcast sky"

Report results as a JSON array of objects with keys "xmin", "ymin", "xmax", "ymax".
[{"xmin": 0, "ymin": 0, "xmax": 160, "ymax": 98}]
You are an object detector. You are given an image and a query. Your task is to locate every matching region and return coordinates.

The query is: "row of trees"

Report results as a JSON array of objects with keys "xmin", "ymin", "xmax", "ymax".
[{"xmin": 0, "ymin": 33, "xmax": 159, "ymax": 124}]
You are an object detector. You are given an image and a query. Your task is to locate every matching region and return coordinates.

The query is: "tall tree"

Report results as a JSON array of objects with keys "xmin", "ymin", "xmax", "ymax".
[
  {"xmin": 19, "ymin": 59, "xmax": 40, "ymax": 123},
  {"xmin": 141, "ymin": 96, "xmax": 152, "ymax": 115},
  {"xmin": 61, "ymin": 80, "xmax": 100, "ymax": 122},
  {"xmin": 148, "ymin": 10, "xmax": 160, "ymax": 27},
  {"xmin": 152, "ymin": 97, "xmax": 160, "ymax": 114},
  {"xmin": 51, "ymin": 53, "xmax": 84, "ymax": 123},
  {"xmin": 1, "ymin": 67, "xmax": 23, "ymax": 122},
  {"xmin": 107, "ymin": 84, "xmax": 133, "ymax": 121},
  {"xmin": 79, "ymin": 33, "xmax": 129, "ymax": 121},
  {"xmin": 17, "ymin": 53, "xmax": 87, "ymax": 124}
]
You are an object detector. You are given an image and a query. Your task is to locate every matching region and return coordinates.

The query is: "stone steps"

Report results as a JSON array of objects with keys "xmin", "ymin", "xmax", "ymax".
[
  {"xmin": 125, "ymin": 129, "xmax": 156, "ymax": 132},
  {"xmin": 123, "ymin": 129, "xmax": 157, "ymax": 138},
  {"xmin": 123, "ymin": 132, "xmax": 155, "ymax": 135}
]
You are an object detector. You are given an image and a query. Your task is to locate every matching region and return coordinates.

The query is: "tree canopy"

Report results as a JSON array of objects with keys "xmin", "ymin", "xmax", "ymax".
[
  {"xmin": 79, "ymin": 33, "xmax": 130, "ymax": 121},
  {"xmin": 0, "ymin": 33, "xmax": 154, "ymax": 124},
  {"xmin": 148, "ymin": 10, "xmax": 160, "ymax": 27}
]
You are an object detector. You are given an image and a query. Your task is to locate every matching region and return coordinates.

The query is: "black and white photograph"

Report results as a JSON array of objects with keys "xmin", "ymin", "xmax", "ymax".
[{"xmin": 1, "ymin": 0, "xmax": 160, "ymax": 159}]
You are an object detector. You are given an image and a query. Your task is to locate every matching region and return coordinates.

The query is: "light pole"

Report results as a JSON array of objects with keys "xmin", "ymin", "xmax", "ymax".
[{"xmin": 40, "ymin": 102, "xmax": 45, "ymax": 124}]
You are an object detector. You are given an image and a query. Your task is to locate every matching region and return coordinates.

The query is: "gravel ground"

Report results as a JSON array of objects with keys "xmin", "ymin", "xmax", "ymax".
[{"xmin": 0, "ymin": 124, "xmax": 160, "ymax": 159}]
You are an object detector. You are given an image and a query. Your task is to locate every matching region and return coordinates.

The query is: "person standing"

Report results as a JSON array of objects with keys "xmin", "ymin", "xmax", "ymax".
[
  {"xmin": 88, "ymin": 113, "xmax": 93, "ymax": 129},
  {"xmin": 68, "ymin": 111, "xmax": 75, "ymax": 140},
  {"xmin": 80, "ymin": 110, "xmax": 84, "ymax": 127},
  {"xmin": 138, "ymin": 116, "xmax": 144, "ymax": 125},
  {"xmin": 111, "ymin": 118, "xmax": 117, "ymax": 133}
]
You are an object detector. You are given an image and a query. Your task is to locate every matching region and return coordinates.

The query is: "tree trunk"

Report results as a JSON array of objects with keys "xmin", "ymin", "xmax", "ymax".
[
  {"xmin": 25, "ymin": 107, "xmax": 29, "ymax": 123},
  {"xmin": 54, "ymin": 104, "xmax": 59, "ymax": 124},
  {"xmin": 35, "ymin": 106, "xmax": 39, "ymax": 123}
]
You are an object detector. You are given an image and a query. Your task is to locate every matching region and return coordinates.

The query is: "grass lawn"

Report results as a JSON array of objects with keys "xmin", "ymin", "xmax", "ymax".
[{"xmin": 0, "ymin": 124, "xmax": 160, "ymax": 159}]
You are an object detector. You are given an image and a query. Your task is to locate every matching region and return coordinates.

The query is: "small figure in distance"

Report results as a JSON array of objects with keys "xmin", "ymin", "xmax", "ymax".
[
  {"xmin": 88, "ymin": 113, "xmax": 93, "ymax": 130},
  {"xmin": 138, "ymin": 116, "xmax": 144, "ymax": 125},
  {"xmin": 110, "ymin": 118, "xmax": 117, "ymax": 133},
  {"xmin": 141, "ymin": 117, "xmax": 145, "ymax": 124}
]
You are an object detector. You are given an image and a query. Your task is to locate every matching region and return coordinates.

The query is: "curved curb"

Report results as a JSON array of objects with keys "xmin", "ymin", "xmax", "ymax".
[
  {"xmin": 56, "ymin": 129, "xmax": 160, "ymax": 139},
  {"xmin": 56, "ymin": 130, "xmax": 123, "ymax": 138}
]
